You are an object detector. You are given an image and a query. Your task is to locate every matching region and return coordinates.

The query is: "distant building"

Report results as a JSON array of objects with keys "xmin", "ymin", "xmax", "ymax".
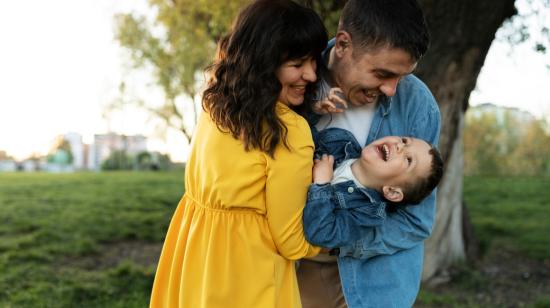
[
  {"xmin": 469, "ymin": 103, "xmax": 536, "ymax": 125},
  {"xmin": 88, "ymin": 133, "xmax": 147, "ymax": 170},
  {"xmin": 21, "ymin": 159, "xmax": 39, "ymax": 172},
  {"xmin": 467, "ymin": 103, "xmax": 538, "ymax": 155},
  {"xmin": 64, "ymin": 132, "xmax": 85, "ymax": 170},
  {"xmin": 0, "ymin": 132, "xmax": 153, "ymax": 173},
  {"xmin": 0, "ymin": 160, "xmax": 17, "ymax": 172}
]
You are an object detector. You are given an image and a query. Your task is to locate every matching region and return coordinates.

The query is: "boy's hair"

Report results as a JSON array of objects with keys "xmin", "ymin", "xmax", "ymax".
[
  {"xmin": 340, "ymin": 0, "xmax": 430, "ymax": 61},
  {"xmin": 397, "ymin": 144, "xmax": 444, "ymax": 206}
]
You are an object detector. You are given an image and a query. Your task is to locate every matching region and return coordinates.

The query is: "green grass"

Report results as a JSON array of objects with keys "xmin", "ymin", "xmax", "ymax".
[
  {"xmin": 0, "ymin": 171, "xmax": 183, "ymax": 307},
  {"xmin": 1, "ymin": 173, "xmax": 548, "ymax": 307},
  {"xmin": 463, "ymin": 176, "xmax": 550, "ymax": 259}
]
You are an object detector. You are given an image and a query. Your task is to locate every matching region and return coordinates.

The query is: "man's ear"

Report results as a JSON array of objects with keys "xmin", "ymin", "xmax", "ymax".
[
  {"xmin": 382, "ymin": 186, "xmax": 404, "ymax": 203},
  {"xmin": 334, "ymin": 31, "xmax": 352, "ymax": 57}
]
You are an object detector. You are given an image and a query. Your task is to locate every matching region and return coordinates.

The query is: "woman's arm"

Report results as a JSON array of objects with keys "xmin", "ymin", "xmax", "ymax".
[{"xmin": 264, "ymin": 113, "xmax": 321, "ymax": 260}]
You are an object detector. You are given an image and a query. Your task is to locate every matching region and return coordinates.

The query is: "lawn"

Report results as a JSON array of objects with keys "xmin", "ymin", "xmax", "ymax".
[
  {"xmin": 1, "ymin": 173, "xmax": 548, "ymax": 307},
  {"xmin": 0, "ymin": 172, "xmax": 183, "ymax": 307},
  {"xmin": 416, "ymin": 175, "xmax": 550, "ymax": 308}
]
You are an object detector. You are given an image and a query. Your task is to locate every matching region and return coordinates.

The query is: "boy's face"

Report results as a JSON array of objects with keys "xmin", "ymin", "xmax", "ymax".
[{"xmin": 359, "ymin": 136, "xmax": 432, "ymax": 189}]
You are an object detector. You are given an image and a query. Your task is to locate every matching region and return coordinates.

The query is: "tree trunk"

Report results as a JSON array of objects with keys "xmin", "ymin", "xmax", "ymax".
[{"xmin": 416, "ymin": 0, "xmax": 517, "ymax": 283}]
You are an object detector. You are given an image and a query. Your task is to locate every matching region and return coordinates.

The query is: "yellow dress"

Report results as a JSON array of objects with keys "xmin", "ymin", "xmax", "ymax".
[{"xmin": 150, "ymin": 103, "xmax": 320, "ymax": 308}]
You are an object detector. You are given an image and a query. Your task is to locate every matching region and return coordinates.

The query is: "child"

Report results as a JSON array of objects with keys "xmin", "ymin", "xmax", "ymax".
[{"xmin": 303, "ymin": 126, "xmax": 444, "ymax": 249}]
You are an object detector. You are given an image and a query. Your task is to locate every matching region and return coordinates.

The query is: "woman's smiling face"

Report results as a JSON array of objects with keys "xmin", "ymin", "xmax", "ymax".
[{"xmin": 275, "ymin": 56, "xmax": 317, "ymax": 107}]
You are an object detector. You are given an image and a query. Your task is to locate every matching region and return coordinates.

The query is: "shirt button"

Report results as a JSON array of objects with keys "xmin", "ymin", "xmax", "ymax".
[{"xmin": 347, "ymin": 187, "xmax": 354, "ymax": 193}]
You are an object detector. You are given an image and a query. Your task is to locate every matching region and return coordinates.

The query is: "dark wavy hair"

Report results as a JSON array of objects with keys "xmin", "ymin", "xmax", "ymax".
[{"xmin": 202, "ymin": 0, "xmax": 327, "ymax": 157}]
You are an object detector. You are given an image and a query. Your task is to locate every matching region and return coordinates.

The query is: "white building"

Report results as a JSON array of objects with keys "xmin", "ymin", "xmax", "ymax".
[
  {"xmin": 87, "ymin": 133, "xmax": 147, "ymax": 170},
  {"xmin": 64, "ymin": 132, "xmax": 85, "ymax": 170},
  {"xmin": 0, "ymin": 160, "xmax": 17, "ymax": 172}
]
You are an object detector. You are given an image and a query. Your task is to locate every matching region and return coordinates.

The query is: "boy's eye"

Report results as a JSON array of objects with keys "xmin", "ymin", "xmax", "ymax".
[
  {"xmin": 401, "ymin": 137, "xmax": 408, "ymax": 144},
  {"xmin": 406, "ymin": 157, "xmax": 412, "ymax": 165}
]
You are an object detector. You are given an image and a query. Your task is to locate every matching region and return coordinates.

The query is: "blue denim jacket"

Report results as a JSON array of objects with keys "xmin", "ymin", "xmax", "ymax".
[
  {"xmin": 304, "ymin": 40, "xmax": 441, "ymax": 307},
  {"xmin": 304, "ymin": 127, "xmax": 388, "ymax": 248}
]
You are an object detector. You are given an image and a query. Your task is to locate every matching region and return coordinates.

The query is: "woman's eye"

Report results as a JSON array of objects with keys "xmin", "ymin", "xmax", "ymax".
[
  {"xmin": 406, "ymin": 157, "xmax": 412, "ymax": 165},
  {"xmin": 401, "ymin": 137, "xmax": 408, "ymax": 144}
]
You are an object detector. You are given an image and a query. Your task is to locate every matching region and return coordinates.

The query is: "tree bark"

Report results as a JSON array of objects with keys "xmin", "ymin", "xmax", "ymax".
[{"xmin": 416, "ymin": 0, "xmax": 517, "ymax": 283}]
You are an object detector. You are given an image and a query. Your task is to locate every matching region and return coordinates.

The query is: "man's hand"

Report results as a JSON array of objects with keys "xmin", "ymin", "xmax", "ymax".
[
  {"xmin": 312, "ymin": 87, "xmax": 348, "ymax": 114},
  {"xmin": 313, "ymin": 154, "xmax": 334, "ymax": 184}
]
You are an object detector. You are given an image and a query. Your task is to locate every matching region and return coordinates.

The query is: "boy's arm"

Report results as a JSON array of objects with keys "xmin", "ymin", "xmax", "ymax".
[
  {"xmin": 302, "ymin": 155, "xmax": 386, "ymax": 248},
  {"xmin": 303, "ymin": 183, "xmax": 387, "ymax": 248}
]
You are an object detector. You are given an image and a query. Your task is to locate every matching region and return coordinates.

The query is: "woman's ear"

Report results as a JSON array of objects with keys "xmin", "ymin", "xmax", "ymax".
[
  {"xmin": 382, "ymin": 186, "xmax": 404, "ymax": 203},
  {"xmin": 334, "ymin": 31, "xmax": 352, "ymax": 57}
]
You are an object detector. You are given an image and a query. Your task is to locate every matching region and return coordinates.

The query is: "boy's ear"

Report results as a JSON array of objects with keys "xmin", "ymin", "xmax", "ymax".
[
  {"xmin": 334, "ymin": 31, "xmax": 352, "ymax": 57},
  {"xmin": 382, "ymin": 186, "xmax": 404, "ymax": 203}
]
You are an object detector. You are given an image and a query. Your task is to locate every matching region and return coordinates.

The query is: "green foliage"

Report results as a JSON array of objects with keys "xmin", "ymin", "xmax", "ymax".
[
  {"xmin": 101, "ymin": 150, "xmax": 134, "ymax": 170},
  {"xmin": 136, "ymin": 151, "xmax": 172, "ymax": 171},
  {"xmin": 114, "ymin": 0, "xmax": 249, "ymax": 140},
  {"xmin": 0, "ymin": 172, "xmax": 183, "ymax": 307},
  {"xmin": 114, "ymin": 0, "xmax": 344, "ymax": 141},
  {"xmin": 463, "ymin": 108, "xmax": 550, "ymax": 176},
  {"xmin": 533, "ymin": 297, "xmax": 550, "ymax": 308},
  {"xmin": 47, "ymin": 138, "xmax": 74, "ymax": 165},
  {"xmin": 101, "ymin": 151, "xmax": 173, "ymax": 171}
]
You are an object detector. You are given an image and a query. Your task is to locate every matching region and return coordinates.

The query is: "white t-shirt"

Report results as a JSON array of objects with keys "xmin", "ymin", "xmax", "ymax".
[
  {"xmin": 315, "ymin": 81, "xmax": 377, "ymax": 146},
  {"xmin": 332, "ymin": 159, "xmax": 365, "ymax": 188}
]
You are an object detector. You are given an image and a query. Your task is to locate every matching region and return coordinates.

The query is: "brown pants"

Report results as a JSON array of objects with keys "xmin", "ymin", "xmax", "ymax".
[{"xmin": 296, "ymin": 259, "xmax": 348, "ymax": 308}]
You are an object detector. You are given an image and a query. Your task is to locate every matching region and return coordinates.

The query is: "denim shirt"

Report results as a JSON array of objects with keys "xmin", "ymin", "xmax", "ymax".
[
  {"xmin": 305, "ymin": 39, "xmax": 441, "ymax": 308},
  {"xmin": 304, "ymin": 128, "xmax": 387, "ymax": 248}
]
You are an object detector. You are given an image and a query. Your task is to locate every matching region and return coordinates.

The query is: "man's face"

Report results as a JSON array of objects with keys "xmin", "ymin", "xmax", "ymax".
[
  {"xmin": 358, "ymin": 136, "xmax": 432, "ymax": 189},
  {"xmin": 332, "ymin": 39, "xmax": 417, "ymax": 106}
]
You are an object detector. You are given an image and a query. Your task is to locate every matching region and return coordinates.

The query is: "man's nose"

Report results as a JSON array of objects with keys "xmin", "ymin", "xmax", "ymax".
[{"xmin": 379, "ymin": 77, "xmax": 400, "ymax": 97}]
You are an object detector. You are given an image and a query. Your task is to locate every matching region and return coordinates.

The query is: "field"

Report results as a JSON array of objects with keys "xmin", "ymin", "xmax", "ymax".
[
  {"xmin": 417, "ymin": 176, "xmax": 550, "ymax": 307},
  {"xmin": 1, "ymin": 172, "xmax": 549, "ymax": 307},
  {"xmin": 0, "ymin": 172, "xmax": 183, "ymax": 307}
]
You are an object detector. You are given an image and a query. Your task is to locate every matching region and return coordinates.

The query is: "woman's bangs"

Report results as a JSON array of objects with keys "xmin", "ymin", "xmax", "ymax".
[{"xmin": 283, "ymin": 15, "xmax": 327, "ymax": 61}]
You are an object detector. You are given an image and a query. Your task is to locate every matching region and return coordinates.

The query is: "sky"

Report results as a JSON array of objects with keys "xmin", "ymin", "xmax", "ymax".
[{"xmin": 0, "ymin": 0, "xmax": 549, "ymax": 162}]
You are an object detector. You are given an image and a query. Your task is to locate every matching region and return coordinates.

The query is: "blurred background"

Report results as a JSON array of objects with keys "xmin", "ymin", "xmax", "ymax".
[{"xmin": 0, "ymin": 0, "xmax": 549, "ymax": 307}]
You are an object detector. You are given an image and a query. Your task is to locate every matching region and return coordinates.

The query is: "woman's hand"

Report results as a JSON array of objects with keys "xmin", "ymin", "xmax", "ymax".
[
  {"xmin": 312, "ymin": 87, "xmax": 348, "ymax": 114},
  {"xmin": 313, "ymin": 154, "xmax": 334, "ymax": 184}
]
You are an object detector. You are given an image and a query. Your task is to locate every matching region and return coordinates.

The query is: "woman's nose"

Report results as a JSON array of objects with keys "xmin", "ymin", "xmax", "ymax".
[{"xmin": 302, "ymin": 60, "xmax": 317, "ymax": 82}]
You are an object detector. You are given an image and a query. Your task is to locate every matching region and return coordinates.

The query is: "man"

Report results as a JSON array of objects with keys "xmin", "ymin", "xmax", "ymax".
[{"xmin": 297, "ymin": 0, "xmax": 441, "ymax": 307}]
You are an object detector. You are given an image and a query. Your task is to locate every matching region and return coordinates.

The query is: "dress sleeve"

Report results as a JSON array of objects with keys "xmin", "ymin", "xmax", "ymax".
[{"xmin": 265, "ymin": 115, "xmax": 321, "ymax": 260}]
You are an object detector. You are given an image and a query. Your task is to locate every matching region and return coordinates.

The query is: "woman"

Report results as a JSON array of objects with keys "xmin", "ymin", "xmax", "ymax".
[{"xmin": 149, "ymin": 1, "xmax": 328, "ymax": 307}]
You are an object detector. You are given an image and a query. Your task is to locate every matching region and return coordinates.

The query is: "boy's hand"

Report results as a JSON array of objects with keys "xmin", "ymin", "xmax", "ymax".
[
  {"xmin": 312, "ymin": 87, "xmax": 348, "ymax": 114},
  {"xmin": 313, "ymin": 154, "xmax": 334, "ymax": 184}
]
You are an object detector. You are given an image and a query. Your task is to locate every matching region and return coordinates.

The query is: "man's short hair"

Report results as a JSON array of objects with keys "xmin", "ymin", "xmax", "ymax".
[{"xmin": 340, "ymin": 0, "xmax": 430, "ymax": 61}]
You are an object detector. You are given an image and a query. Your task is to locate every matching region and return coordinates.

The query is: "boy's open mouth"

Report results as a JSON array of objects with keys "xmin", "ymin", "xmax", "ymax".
[{"xmin": 378, "ymin": 144, "xmax": 390, "ymax": 161}]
